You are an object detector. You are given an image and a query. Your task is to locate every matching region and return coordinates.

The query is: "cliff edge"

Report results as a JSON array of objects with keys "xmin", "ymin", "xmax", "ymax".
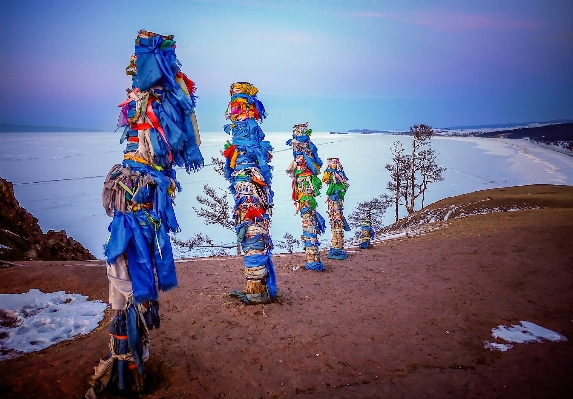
[{"xmin": 0, "ymin": 177, "xmax": 96, "ymax": 261}]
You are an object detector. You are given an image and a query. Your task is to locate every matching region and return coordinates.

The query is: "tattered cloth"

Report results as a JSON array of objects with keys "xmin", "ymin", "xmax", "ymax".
[
  {"xmin": 323, "ymin": 158, "xmax": 350, "ymax": 259},
  {"xmin": 359, "ymin": 220, "xmax": 376, "ymax": 249},
  {"xmin": 105, "ymin": 208, "xmax": 177, "ymax": 304},
  {"xmin": 103, "ymin": 159, "xmax": 181, "ymax": 305},
  {"xmin": 226, "ymin": 82, "xmax": 267, "ymax": 122},
  {"xmin": 118, "ymin": 30, "xmax": 204, "ymax": 173},
  {"xmin": 287, "ymin": 123, "xmax": 326, "ymax": 270},
  {"xmin": 85, "ymin": 303, "xmax": 156, "ymax": 398}
]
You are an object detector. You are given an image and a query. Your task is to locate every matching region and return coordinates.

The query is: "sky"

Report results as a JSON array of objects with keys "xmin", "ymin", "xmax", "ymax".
[{"xmin": 0, "ymin": 0, "xmax": 572, "ymax": 132}]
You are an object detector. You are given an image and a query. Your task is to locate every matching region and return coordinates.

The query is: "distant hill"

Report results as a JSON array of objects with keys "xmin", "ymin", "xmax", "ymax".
[
  {"xmin": 474, "ymin": 123, "xmax": 573, "ymax": 141},
  {"xmin": 0, "ymin": 122, "xmax": 103, "ymax": 133},
  {"xmin": 446, "ymin": 120, "xmax": 573, "ymax": 130}
]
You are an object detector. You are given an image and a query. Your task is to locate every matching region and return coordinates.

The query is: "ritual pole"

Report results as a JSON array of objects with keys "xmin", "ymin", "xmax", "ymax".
[
  {"xmin": 88, "ymin": 30, "xmax": 203, "ymax": 397},
  {"xmin": 223, "ymin": 82, "xmax": 276, "ymax": 305},
  {"xmin": 322, "ymin": 158, "xmax": 350, "ymax": 260},
  {"xmin": 286, "ymin": 122, "xmax": 326, "ymax": 271},
  {"xmin": 359, "ymin": 219, "xmax": 376, "ymax": 249}
]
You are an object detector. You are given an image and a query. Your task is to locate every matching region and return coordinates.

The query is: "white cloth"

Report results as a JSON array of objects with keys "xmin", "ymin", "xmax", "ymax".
[{"xmin": 106, "ymin": 254, "xmax": 132, "ymax": 310}]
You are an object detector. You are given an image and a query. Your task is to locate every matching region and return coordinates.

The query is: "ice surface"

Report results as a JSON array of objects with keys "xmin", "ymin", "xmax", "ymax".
[
  {"xmin": 0, "ymin": 288, "xmax": 108, "ymax": 360},
  {"xmin": 1, "ymin": 132, "xmax": 573, "ymax": 259}
]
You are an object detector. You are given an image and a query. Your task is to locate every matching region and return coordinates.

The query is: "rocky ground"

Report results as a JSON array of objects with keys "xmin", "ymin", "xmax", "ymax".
[
  {"xmin": 0, "ymin": 177, "xmax": 95, "ymax": 262},
  {"xmin": 0, "ymin": 184, "xmax": 572, "ymax": 399}
]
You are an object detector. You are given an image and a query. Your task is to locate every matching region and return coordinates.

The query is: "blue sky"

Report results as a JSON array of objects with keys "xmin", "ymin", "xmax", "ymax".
[{"xmin": 1, "ymin": 0, "xmax": 572, "ymax": 132}]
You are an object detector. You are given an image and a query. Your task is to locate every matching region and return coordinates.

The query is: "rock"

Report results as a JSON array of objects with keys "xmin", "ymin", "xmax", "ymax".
[{"xmin": 0, "ymin": 177, "xmax": 96, "ymax": 261}]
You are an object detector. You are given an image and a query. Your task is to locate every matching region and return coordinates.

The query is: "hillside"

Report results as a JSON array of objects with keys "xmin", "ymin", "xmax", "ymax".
[
  {"xmin": 0, "ymin": 184, "xmax": 571, "ymax": 398},
  {"xmin": 382, "ymin": 184, "xmax": 573, "ymax": 234}
]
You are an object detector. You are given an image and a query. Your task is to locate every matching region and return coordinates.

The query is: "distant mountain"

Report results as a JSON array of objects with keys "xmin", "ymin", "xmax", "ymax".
[
  {"xmin": 446, "ymin": 120, "xmax": 573, "ymax": 130},
  {"xmin": 0, "ymin": 122, "xmax": 103, "ymax": 133}
]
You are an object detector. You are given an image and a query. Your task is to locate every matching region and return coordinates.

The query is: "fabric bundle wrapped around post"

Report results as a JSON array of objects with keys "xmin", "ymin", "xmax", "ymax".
[
  {"xmin": 286, "ymin": 122, "xmax": 326, "ymax": 271},
  {"xmin": 223, "ymin": 82, "xmax": 276, "ymax": 305},
  {"xmin": 322, "ymin": 158, "xmax": 350, "ymax": 260},
  {"xmin": 87, "ymin": 30, "xmax": 204, "ymax": 398},
  {"xmin": 359, "ymin": 219, "xmax": 376, "ymax": 249}
]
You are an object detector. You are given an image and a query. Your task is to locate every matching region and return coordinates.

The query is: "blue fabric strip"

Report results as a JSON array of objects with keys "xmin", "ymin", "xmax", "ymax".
[
  {"xmin": 126, "ymin": 304, "xmax": 145, "ymax": 374},
  {"xmin": 244, "ymin": 254, "xmax": 277, "ymax": 298},
  {"xmin": 327, "ymin": 248, "xmax": 348, "ymax": 260},
  {"xmin": 305, "ymin": 261, "xmax": 325, "ymax": 271},
  {"xmin": 105, "ymin": 210, "xmax": 178, "ymax": 304}
]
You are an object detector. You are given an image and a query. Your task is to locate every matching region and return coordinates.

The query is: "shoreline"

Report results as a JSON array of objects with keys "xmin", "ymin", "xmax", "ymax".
[{"xmin": 3, "ymin": 133, "xmax": 573, "ymax": 261}]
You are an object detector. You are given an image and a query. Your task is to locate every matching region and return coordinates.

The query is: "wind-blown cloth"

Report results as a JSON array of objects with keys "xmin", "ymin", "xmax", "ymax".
[
  {"xmin": 359, "ymin": 219, "xmax": 376, "ymax": 249},
  {"xmin": 223, "ymin": 82, "xmax": 276, "ymax": 305},
  {"xmin": 90, "ymin": 30, "xmax": 204, "ymax": 397},
  {"xmin": 322, "ymin": 157, "xmax": 350, "ymax": 260},
  {"xmin": 286, "ymin": 122, "xmax": 326, "ymax": 271}
]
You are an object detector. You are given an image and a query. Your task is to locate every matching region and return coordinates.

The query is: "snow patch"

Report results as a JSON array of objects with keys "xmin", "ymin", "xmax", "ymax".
[
  {"xmin": 0, "ymin": 289, "xmax": 108, "ymax": 360},
  {"xmin": 483, "ymin": 341, "xmax": 513, "ymax": 352},
  {"xmin": 484, "ymin": 321, "xmax": 567, "ymax": 351}
]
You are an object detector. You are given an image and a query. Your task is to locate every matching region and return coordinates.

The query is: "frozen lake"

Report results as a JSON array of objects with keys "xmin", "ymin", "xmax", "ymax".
[{"xmin": 1, "ymin": 131, "xmax": 573, "ymax": 259}]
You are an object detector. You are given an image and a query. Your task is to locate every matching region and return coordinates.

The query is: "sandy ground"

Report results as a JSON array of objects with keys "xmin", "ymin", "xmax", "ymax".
[{"xmin": 1, "ymin": 185, "xmax": 572, "ymax": 399}]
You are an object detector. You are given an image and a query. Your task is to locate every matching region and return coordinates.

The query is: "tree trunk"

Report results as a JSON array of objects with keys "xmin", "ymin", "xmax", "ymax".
[
  {"xmin": 394, "ymin": 166, "xmax": 400, "ymax": 222},
  {"xmin": 410, "ymin": 155, "xmax": 416, "ymax": 213}
]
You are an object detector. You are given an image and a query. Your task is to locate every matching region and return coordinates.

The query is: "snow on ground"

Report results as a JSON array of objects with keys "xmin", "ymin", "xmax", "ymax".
[
  {"xmin": 498, "ymin": 139, "xmax": 573, "ymax": 185},
  {"xmin": 0, "ymin": 289, "xmax": 108, "ymax": 361},
  {"xmin": 440, "ymin": 136, "xmax": 573, "ymax": 185},
  {"xmin": 355, "ymin": 197, "xmax": 539, "ymax": 248}
]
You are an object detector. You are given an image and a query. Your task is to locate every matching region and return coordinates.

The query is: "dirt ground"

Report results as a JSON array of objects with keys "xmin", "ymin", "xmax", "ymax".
[{"xmin": 1, "ymin": 185, "xmax": 572, "ymax": 399}]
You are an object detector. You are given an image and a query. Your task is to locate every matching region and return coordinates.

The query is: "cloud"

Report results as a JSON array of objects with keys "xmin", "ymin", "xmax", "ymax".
[{"xmin": 352, "ymin": 10, "xmax": 543, "ymax": 31}]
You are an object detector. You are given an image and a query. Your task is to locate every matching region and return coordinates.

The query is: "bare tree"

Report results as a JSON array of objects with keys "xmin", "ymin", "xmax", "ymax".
[
  {"xmin": 193, "ymin": 184, "xmax": 235, "ymax": 231},
  {"xmin": 274, "ymin": 232, "xmax": 301, "ymax": 254},
  {"xmin": 347, "ymin": 194, "xmax": 392, "ymax": 236},
  {"xmin": 211, "ymin": 156, "xmax": 225, "ymax": 177},
  {"xmin": 385, "ymin": 124, "xmax": 445, "ymax": 218},
  {"xmin": 404, "ymin": 124, "xmax": 434, "ymax": 214},
  {"xmin": 418, "ymin": 147, "xmax": 446, "ymax": 208},
  {"xmin": 192, "ymin": 156, "xmax": 239, "ymax": 254},
  {"xmin": 171, "ymin": 233, "xmax": 235, "ymax": 258},
  {"xmin": 172, "ymin": 156, "xmax": 240, "ymax": 256},
  {"xmin": 385, "ymin": 141, "xmax": 409, "ymax": 222}
]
